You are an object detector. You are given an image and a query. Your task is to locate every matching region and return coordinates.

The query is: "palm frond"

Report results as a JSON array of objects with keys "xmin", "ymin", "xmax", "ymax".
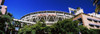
[{"xmin": 93, "ymin": 0, "xmax": 99, "ymax": 5}]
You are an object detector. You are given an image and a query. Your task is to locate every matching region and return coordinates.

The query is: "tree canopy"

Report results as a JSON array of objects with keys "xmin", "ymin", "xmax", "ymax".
[
  {"xmin": 18, "ymin": 19, "xmax": 100, "ymax": 34},
  {"xmin": 18, "ymin": 19, "xmax": 80, "ymax": 34}
]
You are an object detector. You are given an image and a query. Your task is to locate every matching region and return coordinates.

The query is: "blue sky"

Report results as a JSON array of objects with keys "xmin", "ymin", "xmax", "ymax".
[{"xmin": 4, "ymin": 0, "xmax": 96, "ymax": 19}]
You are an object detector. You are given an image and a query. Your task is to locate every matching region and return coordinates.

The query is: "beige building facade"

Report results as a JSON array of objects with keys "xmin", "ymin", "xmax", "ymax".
[
  {"xmin": 0, "ymin": 0, "xmax": 2, "ymax": 5},
  {"xmin": 73, "ymin": 14, "xmax": 100, "ymax": 29},
  {"xmin": 0, "ymin": 0, "xmax": 6, "ymax": 15}
]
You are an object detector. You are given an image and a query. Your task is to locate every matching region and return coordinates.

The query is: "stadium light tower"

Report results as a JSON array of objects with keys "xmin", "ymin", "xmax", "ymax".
[{"xmin": 68, "ymin": 7, "xmax": 84, "ymax": 15}]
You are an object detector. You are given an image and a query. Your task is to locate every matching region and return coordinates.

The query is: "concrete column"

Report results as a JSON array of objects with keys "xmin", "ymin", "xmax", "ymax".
[
  {"xmin": 94, "ymin": 26, "xmax": 96, "ymax": 29},
  {"xmin": 92, "ymin": 20, "xmax": 94, "ymax": 23},
  {"xmin": 0, "ymin": 0, "xmax": 2, "ymax": 5},
  {"xmin": 0, "ymin": 5, "xmax": 7, "ymax": 15}
]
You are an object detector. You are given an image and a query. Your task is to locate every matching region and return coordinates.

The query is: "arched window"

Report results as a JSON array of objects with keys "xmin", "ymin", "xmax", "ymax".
[
  {"xmin": 49, "ymin": 16, "xmax": 54, "ymax": 22},
  {"xmin": 33, "ymin": 18, "xmax": 36, "ymax": 22},
  {"xmin": 59, "ymin": 17, "xmax": 62, "ymax": 21}
]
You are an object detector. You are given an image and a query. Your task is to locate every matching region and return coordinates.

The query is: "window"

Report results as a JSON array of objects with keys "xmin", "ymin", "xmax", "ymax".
[
  {"xmin": 39, "ymin": 16, "xmax": 46, "ymax": 22},
  {"xmin": 59, "ymin": 18, "xmax": 62, "ymax": 21},
  {"xmin": 32, "ymin": 16, "xmax": 35, "ymax": 17},
  {"xmin": 27, "ymin": 20, "xmax": 29, "ymax": 21},
  {"xmin": 87, "ymin": 18, "xmax": 92, "ymax": 22},
  {"xmin": 95, "ymin": 25, "xmax": 99, "ymax": 28},
  {"xmin": 49, "ymin": 17, "xmax": 54, "ymax": 22},
  {"xmin": 89, "ymin": 24, "xmax": 94, "ymax": 27},
  {"xmin": 94, "ymin": 20, "xmax": 98, "ymax": 23},
  {"xmin": 33, "ymin": 19, "xmax": 36, "ymax": 22},
  {"xmin": 26, "ymin": 17, "xmax": 28, "ymax": 19},
  {"xmin": 87, "ymin": 18, "xmax": 100, "ymax": 23}
]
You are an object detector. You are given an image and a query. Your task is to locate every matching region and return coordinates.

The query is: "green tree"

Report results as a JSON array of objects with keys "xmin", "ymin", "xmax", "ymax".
[
  {"xmin": 49, "ymin": 19, "xmax": 79, "ymax": 34},
  {"xmin": 79, "ymin": 25, "xmax": 90, "ymax": 34},
  {"xmin": 18, "ymin": 19, "xmax": 80, "ymax": 34},
  {"xmin": 18, "ymin": 18, "xmax": 100, "ymax": 34},
  {"xmin": 0, "ymin": 11, "xmax": 2, "ymax": 15},
  {"xmin": 18, "ymin": 21, "xmax": 48, "ymax": 34},
  {"xmin": 79, "ymin": 25, "xmax": 100, "ymax": 34},
  {"xmin": 0, "ymin": 12, "xmax": 14, "ymax": 34}
]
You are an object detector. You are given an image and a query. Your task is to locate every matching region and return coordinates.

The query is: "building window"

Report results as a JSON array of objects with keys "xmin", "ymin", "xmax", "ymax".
[
  {"xmin": 32, "ymin": 16, "xmax": 35, "ymax": 17},
  {"xmin": 95, "ymin": 25, "xmax": 99, "ymax": 28},
  {"xmin": 89, "ymin": 24, "xmax": 94, "ymax": 27},
  {"xmin": 59, "ymin": 17, "xmax": 62, "ymax": 21},
  {"xmin": 26, "ymin": 17, "xmax": 28, "ymax": 19},
  {"xmin": 27, "ymin": 20, "xmax": 29, "ymax": 21},
  {"xmin": 89, "ymin": 24, "xmax": 100, "ymax": 28},
  {"xmin": 87, "ymin": 18, "xmax": 100, "ymax": 23},
  {"xmin": 33, "ymin": 19, "xmax": 36, "ymax": 22},
  {"xmin": 87, "ymin": 18, "xmax": 92, "ymax": 22},
  {"xmin": 39, "ymin": 16, "xmax": 46, "ymax": 22},
  {"xmin": 49, "ymin": 17, "xmax": 54, "ymax": 22},
  {"xmin": 94, "ymin": 20, "xmax": 98, "ymax": 23}
]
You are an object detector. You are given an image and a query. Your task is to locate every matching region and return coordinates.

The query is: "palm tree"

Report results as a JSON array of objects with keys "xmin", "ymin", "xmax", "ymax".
[{"xmin": 93, "ymin": 0, "xmax": 100, "ymax": 14}]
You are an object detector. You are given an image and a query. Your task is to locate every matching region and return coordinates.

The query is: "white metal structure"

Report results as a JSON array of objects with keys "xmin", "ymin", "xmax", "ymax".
[
  {"xmin": 20, "ymin": 11, "xmax": 73, "ymax": 25},
  {"xmin": 13, "ymin": 19, "xmax": 36, "ymax": 24},
  {"xmin": 68, "ymin": 7, "xmax": 84, "ymax": 15}
]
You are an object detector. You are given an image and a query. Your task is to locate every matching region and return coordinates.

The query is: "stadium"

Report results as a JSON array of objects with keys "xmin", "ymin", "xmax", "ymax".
[{"xmin": 20, "ymin": 11, "xmax": 73, "ymax": 25}]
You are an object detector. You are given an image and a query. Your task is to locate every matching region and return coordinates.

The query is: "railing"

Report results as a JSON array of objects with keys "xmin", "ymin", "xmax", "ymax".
[{"xmin": 13, "ymin": 19, "xmax": 36, "ymax": 24}]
